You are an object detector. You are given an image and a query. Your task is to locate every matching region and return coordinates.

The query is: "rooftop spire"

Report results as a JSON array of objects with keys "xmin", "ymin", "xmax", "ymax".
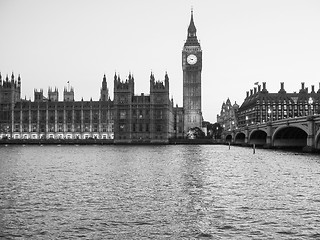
[
  {"xmin": 188, "ymin": 8, "xmax": 196, "ymax": 35},
  {"xmin": 150, "ymin": 71, "xmax": 155, "ymax": 82},
  {"xmin": 165, "ymin": 71, "xmax": 169, "ymax": 80},
  {"xmin": 185, "ymin": 8, "xmax": 200, "ymax": 46}
]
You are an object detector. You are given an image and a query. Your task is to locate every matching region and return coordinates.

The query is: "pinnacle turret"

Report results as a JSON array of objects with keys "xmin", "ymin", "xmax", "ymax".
[
  {"xmin": 165, "ymin": 72, "xmax": 169, "ymax": 88},
  {"xmin": 100, "ymin": 74, "xmax": 109, "ymax": 101},
  {"xmin": 102, "ymin": 74, "xmax": 107, "ymax": 90},
  {"xmin": 188, "ymin": 9, "xmax": 196, "ymax": 36},
  {"xmin": 150, "ymin": 72, "xmax": 155, "ymax": 82},
  {"xmin": 185, "ymin": 9, "xmax": 200, "ymax": 46},
  {"xmin": 114, "ymin": 72, "xmax": 117, "ymax": 82}
]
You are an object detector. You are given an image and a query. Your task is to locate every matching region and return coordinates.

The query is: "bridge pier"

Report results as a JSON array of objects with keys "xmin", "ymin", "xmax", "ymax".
[
  {"xmin": 263, "ymin": 122, "xmax": 273, "ymax": 148},
  {"xmin": 303, "ymin": 116, "xmax": 316, "ymax": 152},
  {"xmin": 245, "ymin": 127, "xmax": 249, "ymax": 144}
]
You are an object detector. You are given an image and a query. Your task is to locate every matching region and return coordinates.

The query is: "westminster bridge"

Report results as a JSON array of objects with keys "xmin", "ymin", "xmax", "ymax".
[{"xmin": 221, "ymin": 115, "xmax": 320, "ymax": 152}]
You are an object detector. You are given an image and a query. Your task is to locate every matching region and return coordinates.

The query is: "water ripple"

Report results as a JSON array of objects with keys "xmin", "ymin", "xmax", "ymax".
[{"xmin": 0, "ymin": 145, "xmax": 320, "ymax": 239}]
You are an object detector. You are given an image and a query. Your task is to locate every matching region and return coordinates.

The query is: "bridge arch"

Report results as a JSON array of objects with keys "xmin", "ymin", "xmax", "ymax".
[
  {"xmin": 272, "ymin": 126, "xmax": 307, "ymax": 148},
  {"xmin": 249, "ymin": 129, "xmax": 267, "ymax": 145},
  {"xmin": 235, "ymin": 132, "xmax": 245, "ymax": 144},
  {"xmin": 225, "ymin": 134, "xmax": 232, "ymax": 142}
]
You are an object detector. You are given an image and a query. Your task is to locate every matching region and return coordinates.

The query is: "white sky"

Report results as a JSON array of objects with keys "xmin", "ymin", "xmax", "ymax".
[{"xmin": 1, "ymin": 0, "xmax": 320, "ymax": 123}]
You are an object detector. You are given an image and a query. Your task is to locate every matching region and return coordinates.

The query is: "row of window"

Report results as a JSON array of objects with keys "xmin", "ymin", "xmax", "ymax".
[
  {"xmin": 241, "ymin": 108, "xmax": 316, "ymax": 119},
  {"xmin": 118, "ymin": 135, "xmax": 164, "ymax": 140},
  {"xmin": 5, "ymin": 123, "xmax": 114, "ymax": 133},
  {"xmin": 119, "ymin": 123, "xmax": 163, "ymax": 132},
  {"xmin": 257, "ymin": 100, "xmax": 319, "ymax": 104},
  {"xmin": 237, "ymin": 110, "xmax": 315, "ymax": 126},
  {"xmin": 12, "ymin": 111, "xmax": 113, "ymax": 123},
  {"xmin": 133, "ymin": 124, "xmax": 150, "ymax": 132},
  {"xmin": 258, "ymin": 105, "xmax": 318, "ymax": 111},
  {"xmin": 3, "ymin": 134, "xmax": 114, "ymax": 140},
  {"xmin": 119, "ymin": 110, "xmax": 163, "ymax": 119},
  {"xmin": 187, "ymin": 115, "xmax": 199, "ymax": 123},
  {"xmin": 20, "ymin": 104, "xmax": 104, "ymax": 109}
]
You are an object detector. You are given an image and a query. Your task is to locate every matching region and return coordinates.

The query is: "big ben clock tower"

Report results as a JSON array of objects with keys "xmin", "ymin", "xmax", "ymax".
[{"xmin": 182, "ymin": 9, "xmax": 202, "ymax": 134}]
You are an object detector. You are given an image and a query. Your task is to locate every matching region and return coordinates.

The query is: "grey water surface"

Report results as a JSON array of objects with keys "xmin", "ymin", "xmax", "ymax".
[{"xmin": 0, "ymin": 145, "xmax": 320, "ymax": 239}]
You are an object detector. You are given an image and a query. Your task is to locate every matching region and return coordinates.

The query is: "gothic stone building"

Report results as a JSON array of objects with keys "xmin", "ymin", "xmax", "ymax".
[
  {"xmin": 0, "ymin": 73, "xmax": 114, "ymax": 140},
  {"xmin": 0, "ymin": 11, "xmax": 202, "ymax": 142},
  {"xmin": 217, "ymin": 98, "xmax": 239, "ymax": 131},
  {"xmin": 113, "ymin": 73, "xmax": 174, "ymax": 143},
  {"xmin": 0, "ymin": 72, "xmax": 176, "ymax": 143}
]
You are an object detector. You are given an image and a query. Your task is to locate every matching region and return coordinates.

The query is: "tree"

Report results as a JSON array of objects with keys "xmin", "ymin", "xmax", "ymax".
[
  {"xmin": 186, "ymin": 127, "xmax": 205, "ymax": 139},
  {"xmin": 207, "ymin": 123, "xmax": 222, "ymax": 139}
]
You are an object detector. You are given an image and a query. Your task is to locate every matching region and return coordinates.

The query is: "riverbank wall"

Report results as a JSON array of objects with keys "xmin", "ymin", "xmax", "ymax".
[{"xmin": 0, "ymin": 138, "xmax": 216, "ymax": 145}]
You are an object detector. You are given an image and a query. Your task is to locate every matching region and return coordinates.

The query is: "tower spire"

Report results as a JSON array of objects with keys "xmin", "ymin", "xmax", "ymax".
[
  {"xmin": 188, "ymin": 8, "xmax": 196, "ymax": 36},
  {"xmin": 185, "ymin": 8, "xmax": 199, "ymax": 46}
]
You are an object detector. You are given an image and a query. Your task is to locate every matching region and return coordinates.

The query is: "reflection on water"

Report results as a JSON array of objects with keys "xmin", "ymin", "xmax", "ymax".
[{"xmin": 1, "ymin": 145, "xmax": 320, "ymax": 239}]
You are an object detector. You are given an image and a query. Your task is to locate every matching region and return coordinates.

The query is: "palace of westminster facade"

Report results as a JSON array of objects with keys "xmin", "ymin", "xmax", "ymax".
[{"xmin": 0, "ymin": 11, "xmax": 203, "ymax": 143}]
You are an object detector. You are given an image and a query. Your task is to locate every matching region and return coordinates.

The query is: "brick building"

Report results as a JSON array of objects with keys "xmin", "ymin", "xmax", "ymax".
[{"xmin": 236, "ymin": 82, "xmax": 320, "ymax": 127}]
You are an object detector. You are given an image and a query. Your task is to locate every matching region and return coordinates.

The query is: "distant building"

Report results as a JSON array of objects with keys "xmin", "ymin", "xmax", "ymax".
[
  {"xmin": 236, "ymin": 82, "xmax": 320, "ymax": 127},
  {"xmin": 217, "ymin": 98, "xmax": 239, "ymax": 131}
]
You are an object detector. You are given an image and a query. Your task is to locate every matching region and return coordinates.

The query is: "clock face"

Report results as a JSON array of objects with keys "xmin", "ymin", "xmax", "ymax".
[{"xmin": 187, "ymin": 54, "xmax": 197, "ymax": 65}]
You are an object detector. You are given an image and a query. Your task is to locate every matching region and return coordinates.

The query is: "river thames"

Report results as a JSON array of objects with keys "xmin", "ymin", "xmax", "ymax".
[{"xmin": 0, "ymin": 145, "xmax": 320, "ymax": 239}]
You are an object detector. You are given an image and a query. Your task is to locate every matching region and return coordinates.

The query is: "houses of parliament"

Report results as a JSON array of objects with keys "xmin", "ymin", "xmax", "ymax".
[{"xmin": 0, "ymin": 11, "xmax": 203, "ymax": 143}]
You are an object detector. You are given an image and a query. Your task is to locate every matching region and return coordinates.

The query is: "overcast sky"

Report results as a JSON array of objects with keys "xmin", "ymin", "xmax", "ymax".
[{"xmin": 1, "ymin": 0, "xmax": 320, "ymax": 123}]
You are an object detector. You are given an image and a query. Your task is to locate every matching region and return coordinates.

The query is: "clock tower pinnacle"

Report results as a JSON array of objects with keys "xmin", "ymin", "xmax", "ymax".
[
  {"xmin": 185, "ymin": 9, "xmax": 199, "ymax": 46},
  {"xmin": 182, "ymin": 9, "xmax": 202, "ymax": 135}
]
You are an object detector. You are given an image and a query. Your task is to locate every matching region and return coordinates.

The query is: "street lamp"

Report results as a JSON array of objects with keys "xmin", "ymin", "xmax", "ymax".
[
  {"xmin": 308, "ymin": 97, "xmax": 314, "ymax": 115},
  {"xmin": 215, "ymin": 126, "xmax": 218, "ymax": 139},
  {"xmin": 245, "ymin": 116, "xmax": 248, "ymax": 126}
]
